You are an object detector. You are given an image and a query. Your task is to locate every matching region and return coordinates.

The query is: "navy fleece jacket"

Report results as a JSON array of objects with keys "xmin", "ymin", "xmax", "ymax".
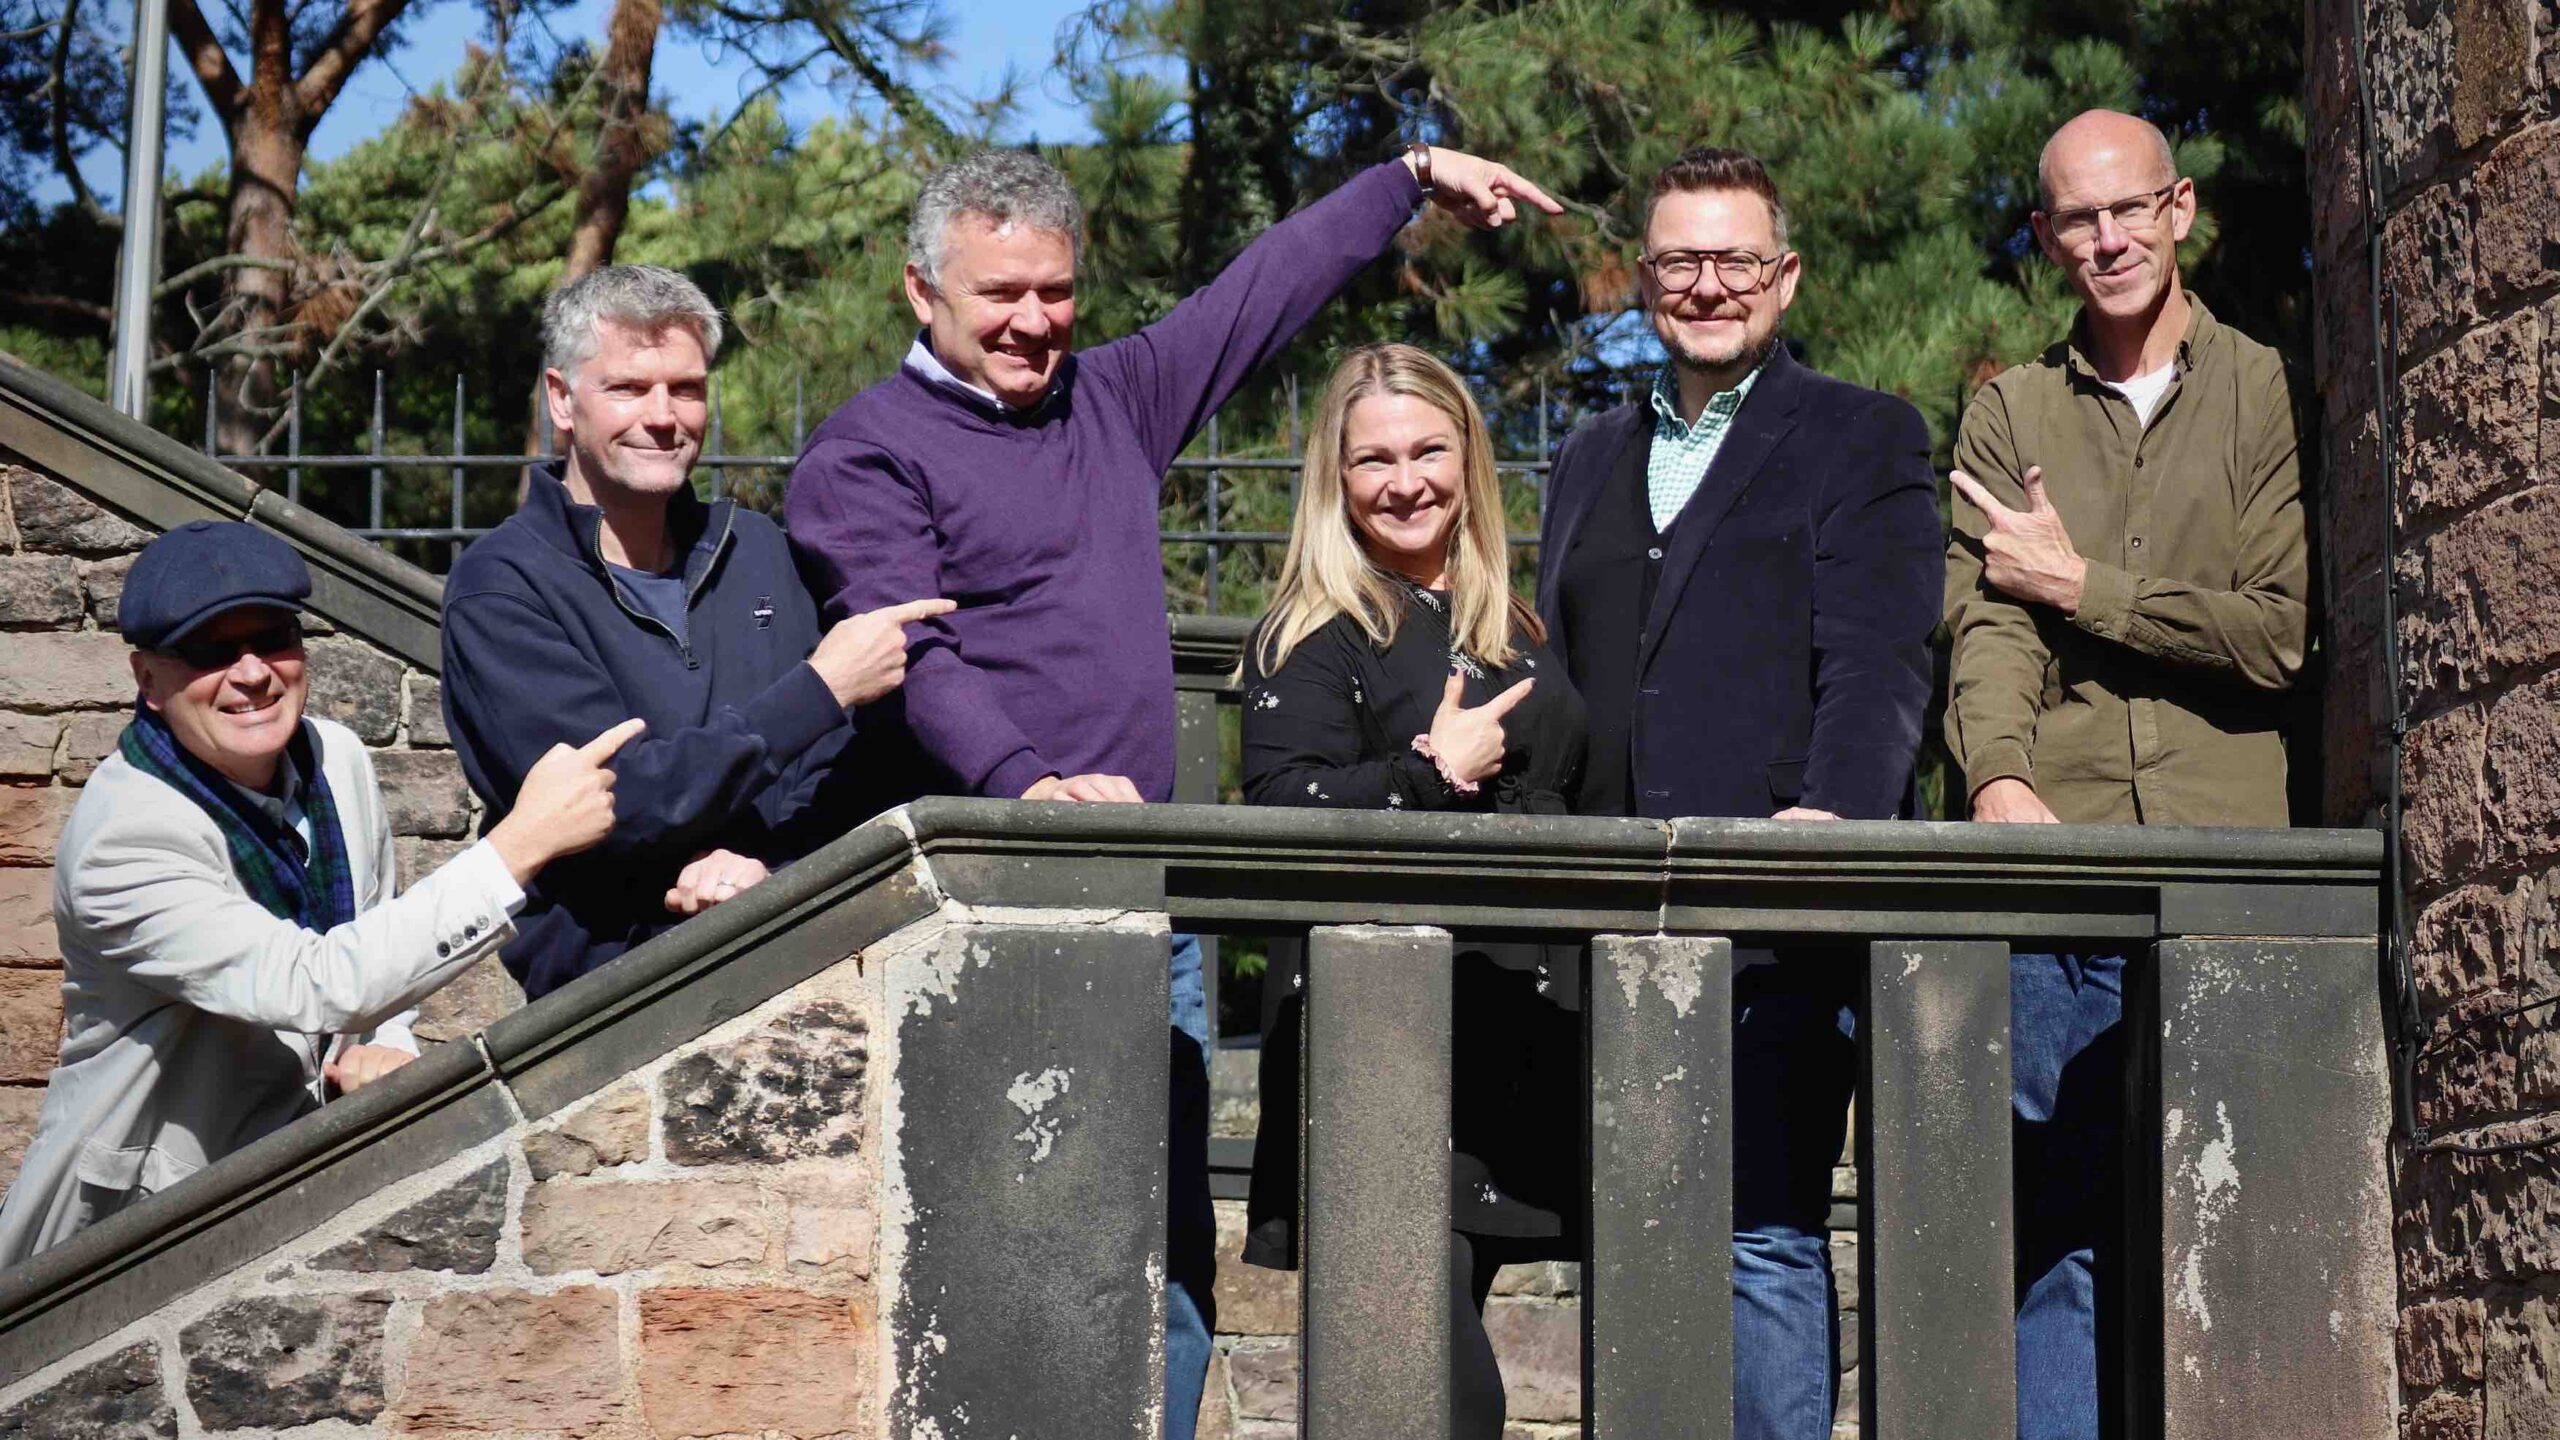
[{"xmin": 441, "ymin": 465, "xmax": 856, "ymax": 999}]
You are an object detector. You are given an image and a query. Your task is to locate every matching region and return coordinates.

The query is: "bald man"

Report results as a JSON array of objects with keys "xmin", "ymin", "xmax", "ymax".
[{"xmin": 1942, "ymin": 111, "xmax": 2307, "ymax": 1438}]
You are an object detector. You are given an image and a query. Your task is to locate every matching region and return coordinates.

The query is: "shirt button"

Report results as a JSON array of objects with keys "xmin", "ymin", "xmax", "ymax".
[
  {"xmin": 1647, "ymin": 547, "xmax": 1664, "ymax": 561},
  {"xmin": 2130, "ymin": 537, "xmax": 2143, "ymax": 549},
  {"xmin": 2135, "ymin": 456, "xmax": 2146, "ymax": 468}
]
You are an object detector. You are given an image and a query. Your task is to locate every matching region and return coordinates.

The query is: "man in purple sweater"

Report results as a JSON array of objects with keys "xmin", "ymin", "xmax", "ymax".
[{"xmin": 786, "ymin": 143, "xmax": 1556, "ymax": 1437}]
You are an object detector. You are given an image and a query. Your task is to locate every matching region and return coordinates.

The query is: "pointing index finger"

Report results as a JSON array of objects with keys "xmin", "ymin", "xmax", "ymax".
[
  {"xmin": 870, "ymin": 598, "xmax": 958, "ymax": 627},
  {"xmin": 1480, "ymin": 677, "xmax": 1535, "ymax": 717},
  {"xmin": 578, "ymin": 716, "xmax": 648, "ymax": 762},
  {"xmin": 1497, "ymin": 170, "xmax": 1566, "ymax": 216}
]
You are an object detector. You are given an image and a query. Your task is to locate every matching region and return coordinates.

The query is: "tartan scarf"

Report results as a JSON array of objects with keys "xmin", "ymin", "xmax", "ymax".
[{"xmin": 117, "ymin": 701, "xmax": 358, "ymax": 931}]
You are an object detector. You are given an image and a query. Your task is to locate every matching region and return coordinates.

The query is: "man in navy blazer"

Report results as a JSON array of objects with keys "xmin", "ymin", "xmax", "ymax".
[{"xmin": 1536, "ymin": 148, "xmax": 1942, "ymax": 1439}]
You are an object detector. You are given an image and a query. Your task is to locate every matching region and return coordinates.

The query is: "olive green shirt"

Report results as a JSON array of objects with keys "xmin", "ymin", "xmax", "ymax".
[{"xmin": 1943, "ymin": 296, "xmax": 2308, "ymax": 826}]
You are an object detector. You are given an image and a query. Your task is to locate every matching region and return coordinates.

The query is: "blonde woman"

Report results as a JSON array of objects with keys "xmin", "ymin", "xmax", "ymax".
[{"xmin": 1238, "ymin": 343, "xmax": 1585, "ymax": 1439}]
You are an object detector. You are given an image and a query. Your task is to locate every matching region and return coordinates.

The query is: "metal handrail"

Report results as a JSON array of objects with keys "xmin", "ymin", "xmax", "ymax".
[{"xmin": 191, "ymin": 368, "xmax": 1570, "ymax": 607}]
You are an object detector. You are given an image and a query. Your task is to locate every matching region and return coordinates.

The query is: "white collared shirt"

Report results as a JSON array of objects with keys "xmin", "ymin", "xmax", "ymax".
[{"xmin": 903, "ymin": 333, "xmax": 1012, "ymax": 410}]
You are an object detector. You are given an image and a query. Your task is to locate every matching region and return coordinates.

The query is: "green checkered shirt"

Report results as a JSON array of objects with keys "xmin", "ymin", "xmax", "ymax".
[{"xmin": 1647, "ymin": 362, "xmax": 1762, "ymax": 531}]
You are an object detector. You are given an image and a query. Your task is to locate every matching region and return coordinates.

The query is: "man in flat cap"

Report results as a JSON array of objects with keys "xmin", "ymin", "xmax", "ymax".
[{"xmin": 0, "ymin": 521, "xmax": 639, "ymax": 1265}]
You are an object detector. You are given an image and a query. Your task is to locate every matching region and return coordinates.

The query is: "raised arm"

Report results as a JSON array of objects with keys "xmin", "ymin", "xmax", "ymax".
[
  {"xmin": 1092, "ymin": 150, "xmax": 1560, "ymax": 472},
  {"xmin": 1805, "ymin": 396, "xmax": 1945, "ymax": 818}
]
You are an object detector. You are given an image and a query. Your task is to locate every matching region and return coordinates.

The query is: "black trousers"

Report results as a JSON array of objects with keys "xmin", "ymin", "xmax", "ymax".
[{"xmin": 1451, "ymin": 1230, "xmax": 1517, "ymax": 1439}]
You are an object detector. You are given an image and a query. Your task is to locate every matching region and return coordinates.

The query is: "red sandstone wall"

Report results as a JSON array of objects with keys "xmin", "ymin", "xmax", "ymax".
[{"xmin": 2306, "ymin": 1, "xmax": 2560, "ymax": 1434}]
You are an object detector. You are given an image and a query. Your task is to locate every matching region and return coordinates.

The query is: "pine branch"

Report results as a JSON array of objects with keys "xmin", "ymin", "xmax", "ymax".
[
  {"xmin": 166, "ymin": 0, "xmax": 244, "ymax": 121},
  {"xmin": 294, "ymin": 0, "xmax": 416, "ymax": 122},
  {"xmin": 46, "ymin": 0, "xmax": 114, "ymax": 227},
  {"xmin": 0, "ymin": 289, "xmax": 113, "ymax": 325},
  {"xmin": 154, "ymin": 254, "xmax": 297, "ymax": 298},
  {"xmin": 792, "ymin": 0, "xmax": 956, "ymax": 151}
]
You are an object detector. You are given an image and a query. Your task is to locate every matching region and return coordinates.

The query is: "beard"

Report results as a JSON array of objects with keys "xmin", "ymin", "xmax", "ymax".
[{"xmin": 1665, "ymin": 319, "xmax": 1779, "ymax": 377}]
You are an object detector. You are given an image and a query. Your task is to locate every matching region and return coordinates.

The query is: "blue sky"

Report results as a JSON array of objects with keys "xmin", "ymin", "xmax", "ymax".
[{"xmin": 45, "ymin": 0, "xmax": 1112, "ymax": 205}]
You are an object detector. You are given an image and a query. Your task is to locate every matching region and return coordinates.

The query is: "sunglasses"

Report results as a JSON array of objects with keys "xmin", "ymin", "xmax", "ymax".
[{"xmin": 159, "ymin": 620, "xmax": 305, "ymax": 672}]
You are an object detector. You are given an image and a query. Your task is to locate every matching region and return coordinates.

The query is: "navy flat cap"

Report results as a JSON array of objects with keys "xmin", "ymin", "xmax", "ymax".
[{"xmin": 118, "ymin": 520, "xmax": 312, "ymax": 650}]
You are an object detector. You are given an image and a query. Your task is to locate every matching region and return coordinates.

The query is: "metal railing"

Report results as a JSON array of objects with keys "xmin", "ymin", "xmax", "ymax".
[{"xmin": 198, "ymin": 370, "xmax": 1570, "ymax": 609}]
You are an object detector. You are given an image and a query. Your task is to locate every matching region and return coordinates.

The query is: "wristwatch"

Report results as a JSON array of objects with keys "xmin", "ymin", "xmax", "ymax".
[{"xmin": 1404, "ymin": 141, "xmax": 1433, "ymax": 192}]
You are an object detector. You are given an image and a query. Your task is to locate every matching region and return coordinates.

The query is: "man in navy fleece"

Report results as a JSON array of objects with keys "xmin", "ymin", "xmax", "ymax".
[
  {"xmin": 785, "ymin": 144, "xmax": 1558, "ymax": 1440},
  {"xmin": 443, "ymin": 265, "xmax": 949, "ymax": 1000}
]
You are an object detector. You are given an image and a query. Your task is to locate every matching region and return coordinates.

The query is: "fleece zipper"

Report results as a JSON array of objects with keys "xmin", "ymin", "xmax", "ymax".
[{"xmin": 581, "ymin": 500, "xmax": 736, "ymax": 672}]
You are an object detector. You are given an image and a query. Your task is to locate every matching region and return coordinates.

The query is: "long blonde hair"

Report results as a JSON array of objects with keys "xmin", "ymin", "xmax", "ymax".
[{"xmin": 1256, "ymin": 343, "xmax": 1541, "ymax": 676}]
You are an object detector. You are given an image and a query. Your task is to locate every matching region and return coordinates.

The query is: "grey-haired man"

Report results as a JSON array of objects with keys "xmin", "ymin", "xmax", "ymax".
[
  {"xmin": 787, "ymin": 144, "xmax": 1560, "ymax": 1440},
  {"xmin": 443, "ymin": 264, "xmax": 948, "ymax": 1000}
]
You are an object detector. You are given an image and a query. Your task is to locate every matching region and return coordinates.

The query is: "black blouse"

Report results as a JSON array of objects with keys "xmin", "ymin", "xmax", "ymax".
[
  {"xmin": 1239, "ymin": 586, "xmax": 1589, "ymax": 1267},
  {"xmin": 1240, "ymin": 586, "xmax": 1587, "ymax": 815}
]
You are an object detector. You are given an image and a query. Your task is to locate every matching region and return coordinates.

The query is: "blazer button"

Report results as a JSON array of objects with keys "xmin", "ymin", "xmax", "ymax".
[{"xmin": 1647, "ymin": 546, "xmax": 1663, "ymax": 560}]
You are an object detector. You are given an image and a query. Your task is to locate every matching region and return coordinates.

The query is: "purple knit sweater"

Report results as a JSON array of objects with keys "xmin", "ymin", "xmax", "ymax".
[{"xmin": 786, "ymin": 160, "xmax": 1425, "ymax": 803}]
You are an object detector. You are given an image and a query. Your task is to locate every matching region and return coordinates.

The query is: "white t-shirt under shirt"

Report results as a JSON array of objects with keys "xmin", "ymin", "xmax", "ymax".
[{"xmin": 2106, "ymin": 362, "xmax": 2177, "ymax": 428}]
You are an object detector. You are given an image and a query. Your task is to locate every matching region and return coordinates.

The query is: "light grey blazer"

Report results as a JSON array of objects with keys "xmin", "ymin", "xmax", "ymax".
[{"xmin": 0, "ymin": 716, "xmax": 523, "ymax": 1267}]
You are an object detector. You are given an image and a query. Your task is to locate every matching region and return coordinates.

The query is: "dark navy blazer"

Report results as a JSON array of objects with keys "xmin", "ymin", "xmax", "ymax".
[{"xmin": 1534, "ymin": 346, "xmax": 1945, "ymax": 821}]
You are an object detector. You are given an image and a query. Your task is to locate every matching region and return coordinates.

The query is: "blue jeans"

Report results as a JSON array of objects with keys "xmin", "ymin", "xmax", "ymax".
[
  {"xmin": 1166, "ymin": 933, "xmax": 1215, "ymax": 1440},
  {"xmin": 1732, "ymin": 957, "xmax": 1858, "ymax": 1440},
  {"xmin": 2010, "ymin": 952, "xmax": 2127, "ymax": 1440}
]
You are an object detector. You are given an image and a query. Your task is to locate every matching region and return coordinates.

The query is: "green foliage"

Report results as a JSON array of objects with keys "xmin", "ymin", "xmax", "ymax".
[{"xmin": 1, "ymin": 0, "xmax": 2309, "ymax": 632}]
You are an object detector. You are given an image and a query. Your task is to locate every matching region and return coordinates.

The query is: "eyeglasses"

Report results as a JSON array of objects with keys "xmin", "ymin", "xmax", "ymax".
[
  {"xmin": 159, "ymin": 620, "xmax": 304, "ymax": 672},
  {"xmin": 2041, "ymin": 182, "xmax": 2180, "ymax": 246},
  {"xmin": 1641, "ymin": 248, "xmax": 1787, "ymax": 296}
]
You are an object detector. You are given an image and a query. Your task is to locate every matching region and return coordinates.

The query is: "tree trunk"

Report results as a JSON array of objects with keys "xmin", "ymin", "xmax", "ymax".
[
  {"xmin": 529, "ymin": 0, "xmax": 663, "ymax": 478},
  {"xmin": 218, "ymin": 114, "xmax": 305, "ymax": 454},
  {"xmin": 209, "ymin": 0, "xmax": 307, "ymax": 454},
  {"xmin": 172, "ymin": 0, "xmax": 413, "ymax": 452},
  {"xmin": 560, "ymin": 0, "xmax": 662, "ymax": 283}
]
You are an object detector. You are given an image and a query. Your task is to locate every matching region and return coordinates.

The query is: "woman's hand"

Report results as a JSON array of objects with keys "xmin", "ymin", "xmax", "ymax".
[{"xmin": 1424, "ymin": 671, "xmax": 1533, "ymax": 786}]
